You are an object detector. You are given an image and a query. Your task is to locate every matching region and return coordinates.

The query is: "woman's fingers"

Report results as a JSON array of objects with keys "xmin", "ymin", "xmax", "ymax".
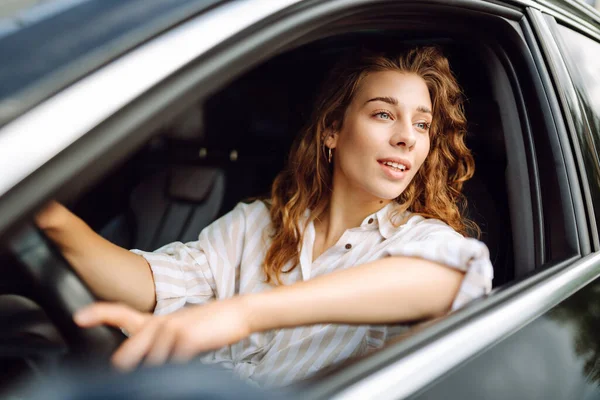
[
  {"xmin": 74, "ymin": 303, "xmax": 178, "ymax": 371},
  {"xmin": 111, "ymin": 319, "xmax": 163, "ymax": 371},
  {"xmin": 74, "ymin": 300, "xmax": 252, "ymax": 370},
  {"xmin": 143, "ymin": 322, "xmax": 178, "ymax": 367},
  {"xmin": 74, "ymin": 302, "xmax": 148, "ymax": 335},
  {"xmin": 170, "ymin": 330, "xmax": 202, "ymax": 364}
]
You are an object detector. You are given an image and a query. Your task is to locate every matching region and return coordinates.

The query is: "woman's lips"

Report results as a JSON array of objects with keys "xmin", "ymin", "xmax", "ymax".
[{"xmin": 378, "ymin": 161, "xmax": 408, "ymax": 180}]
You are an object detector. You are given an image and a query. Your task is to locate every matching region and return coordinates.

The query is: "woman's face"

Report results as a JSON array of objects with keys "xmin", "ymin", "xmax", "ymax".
[{"xmin": 326, "ymin": 70, "xmax": 432, "ymax": 202}]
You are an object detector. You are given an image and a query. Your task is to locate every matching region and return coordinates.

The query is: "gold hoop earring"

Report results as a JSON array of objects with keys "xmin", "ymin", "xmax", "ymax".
[{"xmin": 328, "ymin": 148, "xmax": 332, "ymax": 163}]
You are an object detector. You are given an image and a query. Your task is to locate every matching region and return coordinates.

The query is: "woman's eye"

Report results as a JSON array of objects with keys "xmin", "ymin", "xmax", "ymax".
[
  {"xmin": 415, "ymin": 122, "xmax": 431, "ymax": 131},
  {"xmin": 374, "ymin": 111, "xmax": 392, "ymax": 120}
]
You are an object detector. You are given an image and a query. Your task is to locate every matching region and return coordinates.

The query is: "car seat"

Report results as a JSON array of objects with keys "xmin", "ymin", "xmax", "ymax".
[{"xmin": 100, "ymin": 106, "xmax": 226, "ymax": 251}]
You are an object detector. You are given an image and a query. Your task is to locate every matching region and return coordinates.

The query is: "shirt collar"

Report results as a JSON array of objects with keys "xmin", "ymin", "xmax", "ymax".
[{"xmin": 359, "ymin": 201, "xmax": 409, "ymax": 239}]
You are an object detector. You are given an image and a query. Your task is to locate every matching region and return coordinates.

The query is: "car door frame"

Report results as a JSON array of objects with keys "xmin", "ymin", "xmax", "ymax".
[{"xmin": 307, "ymin": 1, "xmax": 599, "ymax": 399}]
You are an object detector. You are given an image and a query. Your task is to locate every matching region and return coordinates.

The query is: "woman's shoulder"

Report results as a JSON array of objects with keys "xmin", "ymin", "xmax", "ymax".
[
  {"xmin": 389, "ymin": 212, "xmax": 464, "ymax": 241},
  {"xmin": 200, "ymin": 200, "xmax": 271, "ymax": 238},
  {"xmin": 229, "ymin": 198, "xmax": 271, "ymax": 220}
]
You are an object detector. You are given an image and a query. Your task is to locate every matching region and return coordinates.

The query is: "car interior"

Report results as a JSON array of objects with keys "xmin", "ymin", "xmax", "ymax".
[
  {"xmin": 0, "ymin": 4, "xmax": 563, "ymax": 395},
  {"xmin": 84, "ymin": 34, "xmax": 517, "ymax": 285}
]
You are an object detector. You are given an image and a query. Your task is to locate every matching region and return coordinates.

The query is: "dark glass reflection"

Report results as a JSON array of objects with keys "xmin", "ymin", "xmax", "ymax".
[
  {"xmin": 552, "ymin": 24, "xmax": 600, "ymax": 237},
  {"xmin": 416, "ymin": 279, "xmax": 600, "ymax": 399},
  {"xmin": 549, "ymin": 277, "xmax": 600, "ymax": 384}
]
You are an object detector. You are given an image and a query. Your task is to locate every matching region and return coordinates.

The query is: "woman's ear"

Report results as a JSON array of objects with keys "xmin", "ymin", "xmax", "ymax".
[{"xmin": 324, "ymin": 129, "xmax": 339, "ymax": 149}]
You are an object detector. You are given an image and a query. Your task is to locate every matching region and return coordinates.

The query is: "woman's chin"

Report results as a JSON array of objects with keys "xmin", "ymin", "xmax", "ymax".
[
  {"xmin": 346, "ymin": 178, "xmax": 409, "ymax": 202},
  {"xmin": 368, "ymin": 188, "xmax": 408, "ymax": 202},
  {"xmin": 363, "ymin": 176, "xmax": 412, "ymax": 199}
]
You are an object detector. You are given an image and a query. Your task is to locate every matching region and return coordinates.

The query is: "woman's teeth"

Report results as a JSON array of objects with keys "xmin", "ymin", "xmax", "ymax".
[{"xmin": 382, "ymin": 161, "xmax": 406, "ymax": 171}]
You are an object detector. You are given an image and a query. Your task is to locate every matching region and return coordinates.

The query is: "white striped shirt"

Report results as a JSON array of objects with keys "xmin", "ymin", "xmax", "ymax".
[{"xmin": 131, "ymin": 200, "xmax": 493, "ymax": 387}]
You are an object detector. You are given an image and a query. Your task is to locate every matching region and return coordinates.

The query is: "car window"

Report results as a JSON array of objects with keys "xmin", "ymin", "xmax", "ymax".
[
  {"xmin": 0, "ymin": 0, "xmax": 90, "ymax": 37},
  {"xmin": 552, "ymin": 24, "xmax": 600, "ymax": 236},
  {"xmin": 0, "ymin": 0, "xmax": 221, "ymax": 126},
  {"xmin": 554, "ymin": 25, "xmax": 600, "ymax": 137}
]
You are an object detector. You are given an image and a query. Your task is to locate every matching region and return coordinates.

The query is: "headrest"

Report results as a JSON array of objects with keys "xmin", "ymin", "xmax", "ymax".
[
  {"xmin": 164, "ymin": 106, "xmax": 204, "ymax": 140},
  {"xmin": 168, "ymin": 166, "xmax": 222, "ymax": 203}
]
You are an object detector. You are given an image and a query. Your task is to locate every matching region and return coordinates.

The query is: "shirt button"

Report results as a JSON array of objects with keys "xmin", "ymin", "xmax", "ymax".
[
  {"xmin": 345, "ymin": 243, "xmax": 352, "ymax": 249},
  {"xmin": 368, "ymin": 218, "xmax": 374, "ymax": 224}
]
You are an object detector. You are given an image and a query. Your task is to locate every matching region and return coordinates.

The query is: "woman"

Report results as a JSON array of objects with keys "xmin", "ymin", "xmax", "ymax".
[{"xmin": 36, "ymin": 46, "xmax": 493, "ymax": 387}]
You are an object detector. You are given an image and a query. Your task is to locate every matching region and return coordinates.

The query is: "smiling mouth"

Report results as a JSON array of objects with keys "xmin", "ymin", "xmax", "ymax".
[{"xmin": 379, "ymin": 160, "xmax": 408, "ymax": 172}]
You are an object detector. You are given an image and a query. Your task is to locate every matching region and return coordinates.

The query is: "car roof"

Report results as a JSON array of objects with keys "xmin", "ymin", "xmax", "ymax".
[{"xmin": 0, "ymin": 0, "xmax": 225, "ymax": 127}]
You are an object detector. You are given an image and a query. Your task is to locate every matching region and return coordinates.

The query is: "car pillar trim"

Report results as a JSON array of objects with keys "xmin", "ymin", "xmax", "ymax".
[{"xmin": 528, "ymin": 7, "xmax": 599, "ymax": 251}]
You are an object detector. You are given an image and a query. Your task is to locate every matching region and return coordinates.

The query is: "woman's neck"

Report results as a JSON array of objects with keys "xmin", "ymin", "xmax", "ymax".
[{"xmin": 314, "ymin": 191, "xmax": 390, "ymax": 250}]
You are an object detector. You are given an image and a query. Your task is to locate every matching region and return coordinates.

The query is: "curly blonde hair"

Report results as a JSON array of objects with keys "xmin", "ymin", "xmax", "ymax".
[{"xmin": 264, "ymin": 46, "xmax": 477, "ymax": 284}]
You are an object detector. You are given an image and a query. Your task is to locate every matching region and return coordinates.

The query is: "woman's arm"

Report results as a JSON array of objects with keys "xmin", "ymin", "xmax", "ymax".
[
  {"xmin": 36, "ymin": 201, "xmax": 156, "ymax": 312},
  {"xmin": 247, "ymin": 256, "xmax": 464, "ymax": 331},
  {"xmin": 75, "ymin": 256, "xmax": 464, "ymax": 369}
]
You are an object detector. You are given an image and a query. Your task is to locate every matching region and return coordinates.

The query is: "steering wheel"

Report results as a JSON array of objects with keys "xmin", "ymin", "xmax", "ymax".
[{"xmin": 7, "ymin": 223, "xmax": 126, "ymax": 364}]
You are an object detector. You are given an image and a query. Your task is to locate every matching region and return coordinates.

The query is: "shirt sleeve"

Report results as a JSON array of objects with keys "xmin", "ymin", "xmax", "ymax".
[
  {"xmin": 130, "ymin": 202, "xmax": 249, "ymax": 315},
  {"xmin": 383, "ymin": 229, "xmax": 494, "ymax": 311}
]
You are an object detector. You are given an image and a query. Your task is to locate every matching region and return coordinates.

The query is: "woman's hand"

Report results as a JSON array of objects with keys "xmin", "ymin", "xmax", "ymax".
[{"xmin": 74, "ymin": 298, "xmax": 253, "ymax": 371}]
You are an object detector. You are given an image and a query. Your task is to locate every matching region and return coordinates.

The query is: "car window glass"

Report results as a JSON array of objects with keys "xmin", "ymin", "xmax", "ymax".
[
  {"xmin": 0, "ymin": 0, "xmax": 220, "ymax": 127},
  {"xmin": 554, "ymin": 25, "xmax": 600, "ymax": 138},
  {"xmin": 552, "ymin": 25, "xmax": 600, "ymax": 243},
  {"xmin": 0, "ymin": 0, "xmax": 90, "ymax": 38}
]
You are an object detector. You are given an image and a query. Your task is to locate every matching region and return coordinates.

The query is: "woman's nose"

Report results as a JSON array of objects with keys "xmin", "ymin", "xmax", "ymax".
[{"xmin": 390, "ymin": 121, "xmax": 416, "ymax": 148}]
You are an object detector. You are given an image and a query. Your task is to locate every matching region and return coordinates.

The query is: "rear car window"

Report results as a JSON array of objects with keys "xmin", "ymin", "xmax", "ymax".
[
  {"xmin": 554, "ymin": 25, "xmax": 600, "ymax": 137},
  {"xmin": 553, "ymin": 24, "xmax": 600, "ymax": 236}
]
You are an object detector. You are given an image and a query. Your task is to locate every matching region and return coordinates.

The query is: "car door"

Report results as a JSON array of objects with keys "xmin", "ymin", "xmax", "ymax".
[
  {"xmin": 389, "ymin": 4, "xmax": 600, "ymax": 400},
  {"xmin": 297, "ymin": 1, "xmax": 600, "ymax": 399}
]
